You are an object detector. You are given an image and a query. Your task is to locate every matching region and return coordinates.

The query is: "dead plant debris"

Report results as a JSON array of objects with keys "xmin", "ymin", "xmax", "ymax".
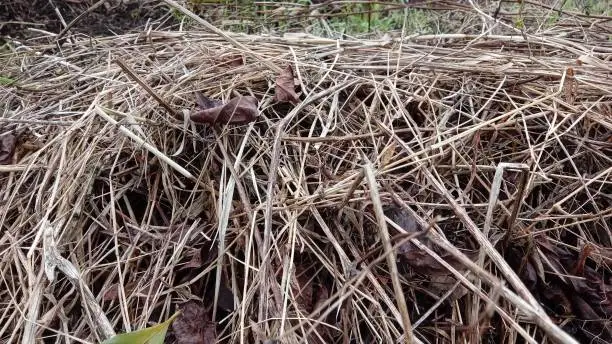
[
  {"xmin": 171, "ymin": 300, "xmax": 217, "ymax": 344},
  {"xmin": 273, "ymin": 65, "xmax": 300, "ymax": 104},
  {"xmin": 0, "ymin": 3, "xmax": 611, "ymax": 344},
  {"xmin": 190, "ymin": 93, "xmax": 259, "ymax": 125},
  {"xmin": 0, "ymin": 133, "xmax": 16, "ymax": 165}
]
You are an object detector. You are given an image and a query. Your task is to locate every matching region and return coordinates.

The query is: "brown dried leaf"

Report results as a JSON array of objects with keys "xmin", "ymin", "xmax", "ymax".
[
  {"xmin": 0, "ymin": 133, "xmax": 16, "ymax": 165},
  {"xmin": 386, "ymin": 206, "xmax": 473, "ymax": 275},
  {"xmin": 292, "ymin": 265, "xmax": 314, "ymax": 313},
  {"xmin": 273, "ymin": 65, "xmax": 299, "ymax": 104},
  {"xmin": 182, "ymin": 248, "xmax": 203, "ymax": 269},
  {"xmin": 191, "ymin": 95, "xmax": 259, "ymax": 125},
  {"xmin": 307, "ymin": 284, "xmax": 332, "ymax": 344},
  {"xmin": 533, "ymin": 236, "xmax": 612, "ymax": 343},
  {"xmin": 385, "ymin": 206, "xmax": 423, "ymax": 257},
  {"xmin": 380, "ymin": 142, "xmax": 397, "ymax": 168},
  {"xmin": 520, "ymin": 261, "xmax": 538, "ymax": 292},
  {"xmin": 172, "ymin": 300, "xmax": 216, "ymax": 344},
  {"xmin": 312, "ymin": 284, "xmax": 329, "ymax": 311},
  {"xmin": 102, "ymin": 281, "xmax": 137, "ymax": 301},
  {"xmin": 103, "ymin": 284, "xmax": 120, "ymax": 301},
  {"xmin": 195, "ymin": 92, "xmax": 223, "ymax": 110}
]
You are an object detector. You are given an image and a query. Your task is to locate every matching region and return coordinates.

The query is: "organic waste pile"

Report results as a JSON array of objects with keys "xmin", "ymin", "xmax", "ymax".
[{"xmin": 1, "ymin": 2, "xmax": 611, "ymax": 344}]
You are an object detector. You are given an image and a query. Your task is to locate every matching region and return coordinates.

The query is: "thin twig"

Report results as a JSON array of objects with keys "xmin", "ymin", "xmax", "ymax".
[
  {"xmin": 54, "ymin": 0, "xmax": 107, "ymax": 45},
  {"xmin": 113, "ymin": 58, "xmax": 180, "ymax": 119}
]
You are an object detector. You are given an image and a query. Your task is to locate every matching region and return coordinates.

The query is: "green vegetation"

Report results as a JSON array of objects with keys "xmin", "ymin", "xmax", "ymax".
[
  {"xmin": 177, "ymin": 0, "xmax": 609, "ymax": 38},
  {"xmin": 561, "ymin": 0, "xmax": 611, "ymax": 16},
  {"xmin": 182, "ymin": 1, "xmax": 438, "ymax": 37},
  {"xmin": 101, "ymin": 312, "xmax": 179, "ymax": 344},
  {"xmin": 325, "ymin": 6, "xmax": 434, "ymax": 36},
  {"xmin": 0, "ymin": 76, "xmax": 14, "ymax": 86}
]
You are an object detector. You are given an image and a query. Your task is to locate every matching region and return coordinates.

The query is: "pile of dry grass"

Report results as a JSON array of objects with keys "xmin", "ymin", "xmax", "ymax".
[{"xmin": 1, "ymin": 2, "xmax": 611, "ymax": 344}]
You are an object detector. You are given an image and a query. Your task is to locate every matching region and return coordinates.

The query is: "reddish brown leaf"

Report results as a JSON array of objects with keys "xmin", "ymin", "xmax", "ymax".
[
  {"xmin": 102, "ymin": 281, "xmax": 137, "ymax": 301},
  {"xmin": 386, "ymin": 206, "xmax": 474, "ymax": 275},
  {"xmin": 572, "ymin": 243, "xmax": 594, "ymax": 276},
  {"xmin": 273, "ymin": 65, "xmax": 299, "ymax": 104},
  {"xmin": 312, "ymin": 284, "xmax": 329, "ymax": 311},
  {"xmin": 172, "ymin": 300, "xmax": 216, "ymax": 344},
  {"xmin": 293, "ymin": 265, "xmax": 314, "ymax": 313},
  {"xmin": 531, "ymin": 236, "xmax": 612, "ymax": 343},
  {"xmin": 0, "ymin": 133, "xmax": 16, "ymax": 165},
  {"xmin": 195, "ymin": 92, "xmax": 223, "ymax": 110},
  {"xmin": 191, "ymin": 95, "xmax": 259, "ymax": 125},
  {"xmin": 182, "ymin": 248, "xmax": 203, "ymax": 269},
  {"xmin": 308, "ymin": 284, "xmax": 333, "ymax": 344},
  {"xmin": 102, "ymin": 284, "xmax": 120, "ymax": 301},
  {"xmin": 520, "ymin": 261, "xmax": 538, "ymax": 292}
]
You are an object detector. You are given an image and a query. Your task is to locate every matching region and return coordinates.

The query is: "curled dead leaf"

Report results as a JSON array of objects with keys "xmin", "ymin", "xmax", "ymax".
[
  {"xmin": 0, "ymin": 133, "xmax": 16, "ymax": 165},
  {"xmin": 172, "ymin": 300, "xmax": 216, "ymax": 344},
  {"xmin": 103, "ymin": 284, "xmax": 120, "ymax": 301},
  {"xmin": 527, "ymin": 237, "xmax": 612, "ymax": 343},
  {"xmin": 181, "ymin": 248, "xmax": 203, "ymax": 270},
  {"xmin": 380, "ymin": 142, "xmax": 397, "ymax": 168},
  {"xmin": 292, "ymin": 266, "xmax": 314, "ymax": 313},
  {"xmin": 386, "ymin": 206, "xmax": 474, "ymax": 275},
  {"xmin": 273, "ymin": 64, "xmax": 300, "ymax": 104},
  {"xmin": 195, "ymin": 92, "xmax": 223, "ymax": 110},
  {"xmin": 312, "ymin": 283, "xmax": 329, "ymax": 311},
  {"xmin": 520, "ymin": 260, "xmax": 538, "ymax": 292},
  {"xmin": 191, "ymin": 94, "xmax": 259, "ymax": 125}
]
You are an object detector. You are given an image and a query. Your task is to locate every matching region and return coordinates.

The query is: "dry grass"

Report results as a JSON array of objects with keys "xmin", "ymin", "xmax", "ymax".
[{"xmin": 1, "ymin": 2, "xmax": 611, "ymax": 344}]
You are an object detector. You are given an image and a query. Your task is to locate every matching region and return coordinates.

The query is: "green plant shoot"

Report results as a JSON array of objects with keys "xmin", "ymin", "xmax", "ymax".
[{"xmin": 101, "ymin": 312, "xmax": 181, "ymax": 344}]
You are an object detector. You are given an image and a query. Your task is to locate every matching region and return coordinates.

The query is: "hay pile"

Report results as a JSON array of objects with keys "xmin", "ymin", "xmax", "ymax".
[{"xmin": 1, "ymin": 3, "xmax": 611, "ymax": 344}]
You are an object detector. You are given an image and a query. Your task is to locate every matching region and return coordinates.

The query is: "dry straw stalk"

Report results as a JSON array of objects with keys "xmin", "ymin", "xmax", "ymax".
[{"xmin": 1, "ymin": 2, "xmax": 610, "ymax": 344}]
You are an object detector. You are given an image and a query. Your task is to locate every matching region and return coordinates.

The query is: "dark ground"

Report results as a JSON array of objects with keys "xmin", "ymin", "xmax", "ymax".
[{"xmin": 1, "ymin": 0, "xmax": 177, "ymax": 40}]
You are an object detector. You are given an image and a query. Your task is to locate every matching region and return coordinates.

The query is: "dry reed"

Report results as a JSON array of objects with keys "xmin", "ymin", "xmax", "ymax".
[{"xmin": 1, "ymin": 2, "xmax": 611, "ymax": 344}]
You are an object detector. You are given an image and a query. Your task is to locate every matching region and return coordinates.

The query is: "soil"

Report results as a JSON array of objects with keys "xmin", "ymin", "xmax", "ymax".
[{"xmin": 0, "ymin": 0, "xmax": 177, "ymax": 40}]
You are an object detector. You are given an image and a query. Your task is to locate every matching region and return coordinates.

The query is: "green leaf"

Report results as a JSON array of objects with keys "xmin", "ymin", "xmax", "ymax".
[
  {"xmin": 0, "ymin": 76, "xmax": 15, "ymax": 86},
  {"xmin": 515, "ymin": 19, "xmax": 525, "ymax": 29},
  {"xmin": 101, "ymin": 312, "xmax": 180, "ymax": 344}
]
